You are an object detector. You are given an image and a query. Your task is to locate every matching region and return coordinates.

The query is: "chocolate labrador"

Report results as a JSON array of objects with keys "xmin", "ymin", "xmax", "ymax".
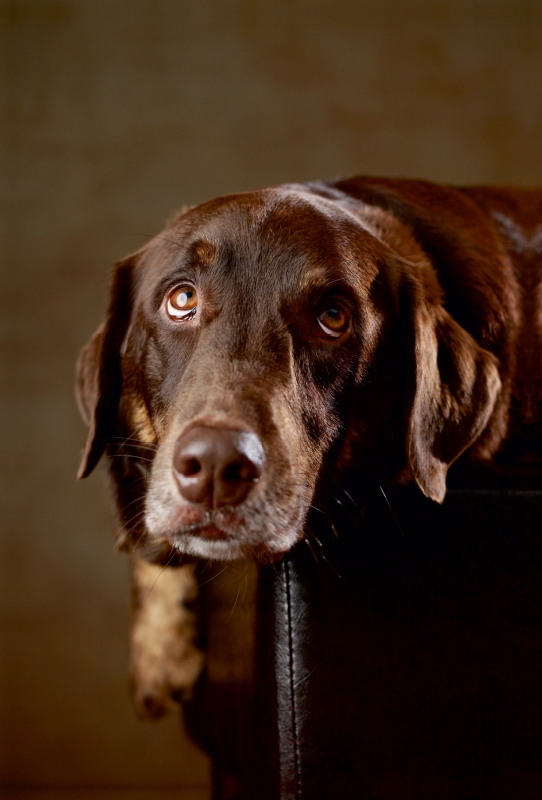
[{"xmin": 76, "ymin": 177, "xmax": 542, "ymax": 714}]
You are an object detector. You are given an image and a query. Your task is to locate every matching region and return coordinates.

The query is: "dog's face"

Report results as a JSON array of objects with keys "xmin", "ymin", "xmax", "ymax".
[{"xmin": 76, "ymin": 185, "xmax": 501, "ymax": 562}]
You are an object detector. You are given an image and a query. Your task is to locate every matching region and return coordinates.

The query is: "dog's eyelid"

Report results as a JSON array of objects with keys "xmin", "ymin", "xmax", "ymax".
[{"xmin": 314, "ymin": 292, "xmax": 355, "ymax": 315}]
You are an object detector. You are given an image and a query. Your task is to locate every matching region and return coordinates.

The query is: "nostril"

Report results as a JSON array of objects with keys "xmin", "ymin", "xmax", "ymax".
[
  {"xmin": 222, "ymin": 457, "xmax": 261, "ymax": 485},
  {"xmin": 181, "ymin": 458, "xmax": 202, "ymax": 477},
  {"xmin": 223, "ymin": 461, "xmax": 242, "ymax": 483},
  {"xmin": 173, "ymin": 432, "xmax": 215, "ymax": 506}
]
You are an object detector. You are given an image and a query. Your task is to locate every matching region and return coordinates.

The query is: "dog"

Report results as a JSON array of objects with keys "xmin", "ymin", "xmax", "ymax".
[{"xmin": 76, "ymin": 177, "xmax": 542, "ymax": 716}]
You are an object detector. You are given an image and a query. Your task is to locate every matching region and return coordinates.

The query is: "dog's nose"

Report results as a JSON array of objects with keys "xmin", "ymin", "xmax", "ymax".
[{"xmin": 173, "ymin": 426, "xmax": 264, "ymax": 508}]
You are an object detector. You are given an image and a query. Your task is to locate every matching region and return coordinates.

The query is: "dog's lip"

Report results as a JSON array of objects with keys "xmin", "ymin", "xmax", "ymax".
[
  {"xmin": 167, "ymin": 502, "xmax": 249, "ymax": 531},
  {"xmin": 166, "ymin": 508, "xmax": 245, "ymax": 542},
  {"xmin": 168, "ymin": 521, "xmax": 231, "ymax": 542}
]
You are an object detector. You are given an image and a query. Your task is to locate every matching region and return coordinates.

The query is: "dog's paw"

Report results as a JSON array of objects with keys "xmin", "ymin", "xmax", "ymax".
[{"xmin": 130, "ymin": 559, "xmax": 204, "ymax": 720}]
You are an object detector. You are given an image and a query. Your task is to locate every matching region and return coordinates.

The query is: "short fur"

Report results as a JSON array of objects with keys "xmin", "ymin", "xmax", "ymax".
[{"xmin": 76, "ymin": 177, "xmax": 542, "ymax": 713}]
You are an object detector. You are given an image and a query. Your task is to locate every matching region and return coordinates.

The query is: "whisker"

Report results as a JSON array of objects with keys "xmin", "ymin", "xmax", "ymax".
[
  {"xmin": 229, "ymin": 564, "xmax": 250, "ymax": 583},
  {"xmin": 123, "ymin": 519, "xmax": 150, "ymax": 552},
  {"xmin": 109, "ymin": 448, "xmax": 155, "ymax": 461},
  {"xmin": 134, "ymin": 233, "xmax": 184, "ymax": 249},
  {"xmin": 107, "ymin": 453, "xmax": 155, "ymax": 464},
  {"xmin": 328, "ymin": 494, "xmax": 359, "ymax": 530},
  {"xmin": 317, "ymin": 549, "xmax": 342, "ymax": 579},
  {"xmin": 130, "ymin": 528, "xmax": 149, "ymax": 552},
  {"xmin": 120, "ymin": 494, "xmax": 147, "ymax": 514},
  {"xmin": 306, "ymin": 530, "xmax": 341, "ymax": 578},
  {"xmin": 242, "ymin": 571, "xmax": 249, "ymax": 601},
  {"xmin": 226, "ymin": 574, "xmax": 247, "ymax": 623},
  {"xmin": 336, "ymin": 485, "xmax": 361, "ymax": 515},
  {"xmin": 146, "ymin": 551, "xmax": 177, "ymax": 600},
  {"xmin": 114, "ymin": 473, "xmax": 148, "ymax": 487},
  {"xmin": 121, "ymin": 507, "xmax": 146, "ymax": 530},
  {"xmin": 379, "ymin": 485, "xmax": 404, "ymax": 537},
  {"xmin": 108, "ymin": 436, "xmax": 158, "ymax": 451},
  {"xmin": 309, "ymin": 530, "xmax": 323, "ymax": 548},
  {"xmin": 120, "ymin": 511, "xmax": 147, "ymax": 534},
  {"xmin": 263, "ymin": 553, "xmax": 280, "ymax": 575},
  {"xmin": 197, "ymin": 564, "xmax": 229, "ymax": 589},
  {"xmin": 303, "ymin": 536, "xmax": 319, "ymax": 562},
  {"xmin": 309, "ymin": 504, "xmax": 339, "ymax": 538}
]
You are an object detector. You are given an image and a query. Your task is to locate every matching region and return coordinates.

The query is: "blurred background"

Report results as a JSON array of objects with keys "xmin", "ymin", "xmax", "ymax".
[{"xmin": 2, "ymin": 1, "xmax": 542, "ymax": 798}]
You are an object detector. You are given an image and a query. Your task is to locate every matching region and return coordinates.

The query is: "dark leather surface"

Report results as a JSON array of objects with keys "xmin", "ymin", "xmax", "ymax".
[{"xmin": 187, "ymin": 484, "xmax": 542, "ymax": 799}]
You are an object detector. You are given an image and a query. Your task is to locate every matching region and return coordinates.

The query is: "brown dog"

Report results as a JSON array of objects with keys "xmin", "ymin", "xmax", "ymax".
[{"xmin": 76, "ymin": 177, "xmax": 542, "ymax": 714}]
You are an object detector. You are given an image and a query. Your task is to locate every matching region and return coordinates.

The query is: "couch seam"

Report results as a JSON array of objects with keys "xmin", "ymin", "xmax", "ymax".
[{"xmin": 285, "ymin": 558, "xmax": 302, "ymax": 800}]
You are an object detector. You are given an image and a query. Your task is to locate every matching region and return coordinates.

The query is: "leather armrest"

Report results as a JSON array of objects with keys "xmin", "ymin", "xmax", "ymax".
[{"xmin": 187, "ymin": 484, "xmax": 542, "ymax": 799}]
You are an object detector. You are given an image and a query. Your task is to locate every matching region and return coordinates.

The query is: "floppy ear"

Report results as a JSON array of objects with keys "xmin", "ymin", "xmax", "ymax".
[
  {"xmin": 404, "ymin": 279, "xmax": 502, "ymax": 502},
  {"xmin": 75, "ymin": 257, "xmax": 135, "ymax": 479}
]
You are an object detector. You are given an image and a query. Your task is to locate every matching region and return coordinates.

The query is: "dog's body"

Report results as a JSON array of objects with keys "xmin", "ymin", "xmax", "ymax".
[{"xmin": 77, "ymin": 177, "xmax": 542, "ymax": 715}]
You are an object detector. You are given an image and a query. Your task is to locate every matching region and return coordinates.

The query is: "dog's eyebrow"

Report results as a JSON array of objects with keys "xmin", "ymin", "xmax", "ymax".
[
  {"xmin": 297, "ymin": 265, "xmax": 351, "ymax": 295},
  {"xmin": 187, "ymin": 238, "xmax": 220, "ymax": 266},
  {"xmin": 148, "ymin": 239, "xmax": 222, "ymax": 311}
]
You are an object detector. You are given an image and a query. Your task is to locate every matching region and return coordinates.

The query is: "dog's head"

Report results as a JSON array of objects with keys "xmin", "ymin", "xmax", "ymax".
[{"xmin": 76, "ymin": 184, "xmax": 501, "ymax": 561}]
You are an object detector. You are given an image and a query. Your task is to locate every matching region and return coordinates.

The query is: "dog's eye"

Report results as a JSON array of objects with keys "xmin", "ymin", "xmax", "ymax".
[
  {"xmin": 166, "ymin": 285, "xmax": 198, "ymax": 321},
  {"xmin": 316, "ymin": 305, "xmax": 350, "ymax": 339}
]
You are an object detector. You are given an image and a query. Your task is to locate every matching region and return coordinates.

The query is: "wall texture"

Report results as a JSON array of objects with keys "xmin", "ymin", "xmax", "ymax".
[{"xmin": 2, "ymin": 1, "xmax": 542, "ymax": 797}]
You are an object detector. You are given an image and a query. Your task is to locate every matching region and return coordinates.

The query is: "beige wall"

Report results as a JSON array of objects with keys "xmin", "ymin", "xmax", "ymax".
[{"xmin": 2, "ymin": 1, "xmax": 542, "ymax": 797}]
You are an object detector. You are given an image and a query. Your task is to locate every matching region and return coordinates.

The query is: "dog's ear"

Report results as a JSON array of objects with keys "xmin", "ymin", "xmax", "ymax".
[
  {"xmin": 403, "ymin": 274, "xmax": 502, "ymax": 502},
  {"xmin": 75, "ymin": 256, "xmax": 135, "ymax": 479}
]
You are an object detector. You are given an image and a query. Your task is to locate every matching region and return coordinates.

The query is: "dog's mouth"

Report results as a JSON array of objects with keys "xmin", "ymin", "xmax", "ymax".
[
  {"xmin": 168, "ymin": 505, "xmax": 248, "ymax": 535},
  {"xmin": 166, "ymin": 507, "xmax": 250, "ymax": 556},
  {"xmin": 163, "ymin": 503, "xmax": 294, "ymax": 561},
  {"xmin": 168, "ymin": 512, "xmax": 235, "ymax": 542}
]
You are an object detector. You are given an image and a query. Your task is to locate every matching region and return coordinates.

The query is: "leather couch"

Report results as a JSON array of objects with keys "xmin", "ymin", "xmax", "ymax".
[{"xmin": 185, "ymin": 464, "xmax": 542, "ymax": 799}]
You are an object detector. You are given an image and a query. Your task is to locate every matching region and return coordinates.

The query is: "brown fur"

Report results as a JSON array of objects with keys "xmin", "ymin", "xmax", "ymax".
[
  {"xmin": 129, "ymin": 559, "xmax": 203, "ymax": 718},
  {"xmin": 76, "ymin": 176, "xmax": 542, "ymax": 714}
]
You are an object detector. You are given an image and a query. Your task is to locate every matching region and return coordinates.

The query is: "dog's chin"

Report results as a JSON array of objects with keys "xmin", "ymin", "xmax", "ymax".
[
  {"xmin": 167, "ymin": 528, "xmax": 286, "ymax": 562},
  {"xmin": 168, "ymin": 529, "xmax": 246, "ymax": 560},
  {"xmin": 164, "ymin": 507, "xmax": 296, "ymax": 561}
]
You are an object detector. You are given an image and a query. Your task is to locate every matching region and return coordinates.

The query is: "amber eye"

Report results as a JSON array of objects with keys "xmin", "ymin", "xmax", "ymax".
[
  {"xmin": 316, "ymin": 304, "xmax": 350, "ymax": 339},
  {"xmin": 166, "ymin": 285, "xmax": 198, "ymax": 321}
]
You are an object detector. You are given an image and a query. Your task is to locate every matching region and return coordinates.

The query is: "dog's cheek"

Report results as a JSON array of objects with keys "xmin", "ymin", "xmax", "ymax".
[
  {"xmin": 267, "ymin": 380, "xmax": 320, "ymax": 486},
  {"xmin": 120, "ymin": 323, "xmax": 169, "ymax": 443},
  {"xmin": 140, "ymin": 328, "xmax": 200, "ymax": 425},
  {"xmin": 127, "ymin": 400, "xmax": 157, "ymax": 446},
  {"xmin": 294, "ymin": 348, "xmax": 352, "ymax": 454},
  {"xmin": 105, "ymin": 404, "xmax": 180, "ymax": 563}
]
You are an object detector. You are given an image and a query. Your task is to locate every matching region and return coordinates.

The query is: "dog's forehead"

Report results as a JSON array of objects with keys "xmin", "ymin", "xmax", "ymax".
[
  {"xmin": 181, "ymin": 189, "xmax": 344, "ymax": 266},
  {"xmin": 141, "ymin": 187, "xmax": 380, "ymax": 297}
]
